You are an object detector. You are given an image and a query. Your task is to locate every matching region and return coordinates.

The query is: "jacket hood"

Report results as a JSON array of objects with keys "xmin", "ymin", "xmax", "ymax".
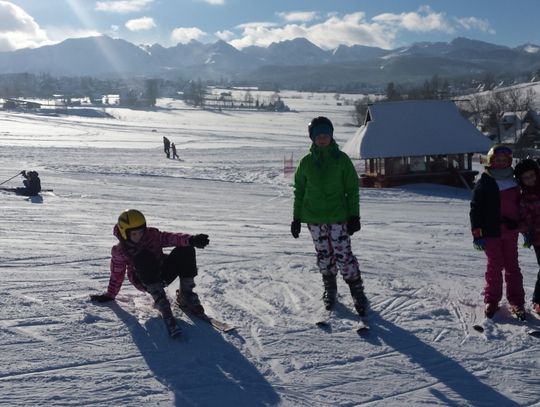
[{"xmin": 113, "ymin": 224, "xmax": 123, "ymax": 242}]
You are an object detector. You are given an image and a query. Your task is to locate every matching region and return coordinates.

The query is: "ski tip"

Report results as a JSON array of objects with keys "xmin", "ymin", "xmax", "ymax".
[
  {"xmin": 527, "ymin": 329, "xmax": 540, "ymax": 338},
  {"xmin": 472, "ymin": 324, "xmax": 485, "ymax": 333},
  {"xmin": 222, "ymin": 326, "xmax": 236, "ymax": 333},
  {"xmin": 169, "ymin": 330, "xmax": 182, "ymax": 338},
  {"xmin": 356, "ymin": 322, "xmax": 370, "ymax": 334}
]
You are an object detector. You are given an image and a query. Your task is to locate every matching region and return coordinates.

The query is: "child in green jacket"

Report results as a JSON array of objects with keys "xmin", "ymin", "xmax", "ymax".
[{"xmin": 291, "ymin": 116, "xmax": 367, "ymax": 316}]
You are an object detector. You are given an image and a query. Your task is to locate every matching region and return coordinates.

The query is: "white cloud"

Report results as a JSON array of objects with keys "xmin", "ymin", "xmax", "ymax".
[
  {"xmin": 96, "ymin": 0, "xmax": 154, "ymax": 13},
  {"xmin": 456, "ymin": 17, "xmax": 495, "ymax": 35},
  {"xmin": 372, "ymin": 6, "xmax": 454, "ymax": 33},
  {"xmin": 236, "ymin": 22, "xmax": 279, "ymax": 30},
  {"xmin": 228, "ymin": 7, "xmax": 496, "ymax": 50},
  {"xmin": 125, "ymin": 16, "xmax": 156, "ymax": 31},
  {"xmin": 277, "ymin": 11, "xmax": 318, "ymax": 23},
  {"xmin": 230, "ymin": 12, "xmax": 393, "ymax": 50},
  {"xmin": 110, "ymin": 24, "xmax": 120, "ymax": 32},
  {"xmin": 0, "ymin": 1, "xmax": 50, "ymax": 51},
  {"xmin": 203, "ymin": 0, "xmax": 225, "ymax": 5},
  {"xmin": 171, "ymin": 27, "xmax": 207, "ymax": 44},
  {"xmin": 215, "ymin": 29, "xmax": 234, "ymax": 41}
]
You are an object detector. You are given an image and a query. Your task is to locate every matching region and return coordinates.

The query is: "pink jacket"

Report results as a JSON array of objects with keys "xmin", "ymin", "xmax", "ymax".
[
  {"xmin": 520, "ymin": 184, "xmax": 540, "ymax": 246},
  {"xmin": 106, "ymin": 225, "xmax": 191, "ymax": 298}
]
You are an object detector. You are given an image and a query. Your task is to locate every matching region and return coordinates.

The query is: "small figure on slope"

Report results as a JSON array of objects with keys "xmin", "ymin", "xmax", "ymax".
[
  {"xmin": 17, "ymin": 170, "xmax": 41, "ymax": 196},
  {"xmin": 470, "ymin": 145, "xmax": 526, "ymax": 320},
  {"xmin": 291, "ymin": 116, "xmax": 367, "ymax": 317},
  {"xmin": 90, "ymin": 209, "xmax": 210, "ymax": 336},
  {"xmin": 514, "ymin": 158, "xmax": 540, "ymax": 316},
  {"xmin": 163, "ymin": 136, "xmax": 171, "ymax": 159},
  {"xmin": 171, "ymin": 142, "xmax": 179, "ymax": 160}
]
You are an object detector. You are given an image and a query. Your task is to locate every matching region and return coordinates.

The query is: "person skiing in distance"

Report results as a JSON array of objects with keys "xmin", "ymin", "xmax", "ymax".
[
  {"xmin": 16, "ymin": 170, "xmax": 41, "ymax": 196},
  {"xmin": 171, "ymin": 142, "xmax": 179, "ymax": 160},
  {"xmin": 163, "ymin": 136, "xmax": 171, "ymax": 158},
  {"xmin": 291, "ymin": 116, "xmax": 367, "ymax": 317},
  {"xmin": 470, "ymin": 145, "xmax": 526, "ymax": 320},
  {"xmin": 90, "ymin": 209, "xmax": 210, "ymax": 336},
  {"xmin": 514, "ymin": 158, "xmax": 540, "ymax": 315}
]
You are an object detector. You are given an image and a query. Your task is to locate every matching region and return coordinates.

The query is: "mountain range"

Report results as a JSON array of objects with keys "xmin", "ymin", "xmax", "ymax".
[{"xmin": 1, "ymin": 35, "xmax": 539, "ymax": 88}]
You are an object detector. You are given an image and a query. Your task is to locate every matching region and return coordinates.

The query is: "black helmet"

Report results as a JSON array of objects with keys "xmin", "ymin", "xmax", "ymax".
[
  {"xmin": 514, "ymin": 159, "xmax": 540, "ymax": 185},
  {"xmin": 308, "ymin": 116, "xmax": 334, "ymax": 141}
]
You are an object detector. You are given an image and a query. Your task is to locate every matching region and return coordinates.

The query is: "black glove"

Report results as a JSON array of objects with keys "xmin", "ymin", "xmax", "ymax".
[
  {"xmin": 291, "ymin": 219, "xmax": 301, "ymax": 238},
  {"xmin": 347, "ymin": 216, "xmax": 361, "ymax": 236},
  {"xmin": 189, "ymin": 234, "xmax": 209, "ymax": 248},
  {"xmin": 20, "ymin": 170, "xmax": 26, "ymax": 176},
  {"xmin": 90, "ymin": 293, "xmax": 114, "ymax": 303}
]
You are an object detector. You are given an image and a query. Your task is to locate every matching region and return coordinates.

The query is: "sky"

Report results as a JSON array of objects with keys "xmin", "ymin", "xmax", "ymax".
[{"xmin": 0, "ymin": 0, "xmax": 539, "ymax": 52}]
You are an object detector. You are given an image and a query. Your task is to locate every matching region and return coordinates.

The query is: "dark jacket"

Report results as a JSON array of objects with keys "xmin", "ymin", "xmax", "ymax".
[
  {"xmin": 470, "ymin": 173, "xmax": 503, "ymax": 237},
  {"xmin": 470, "ymin": 172, "xmax": 521, "ymax": 237},
  {"xmin": 21, "ymin": 171, "xmax": 41, "ymax": 196}
]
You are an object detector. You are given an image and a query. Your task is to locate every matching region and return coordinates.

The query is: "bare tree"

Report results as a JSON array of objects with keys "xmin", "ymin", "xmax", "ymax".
[{"xmin": 352, "ymin": 96, "xmax": 373, "ymax": 126}]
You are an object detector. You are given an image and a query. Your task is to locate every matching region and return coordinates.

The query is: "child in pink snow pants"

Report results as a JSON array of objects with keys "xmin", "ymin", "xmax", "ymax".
[{"xmin": 470, "ymin": 145, "xmax": 526, "ymax": 319}]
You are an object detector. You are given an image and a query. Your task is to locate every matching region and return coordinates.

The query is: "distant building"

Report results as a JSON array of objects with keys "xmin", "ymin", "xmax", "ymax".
[
  {"xmin": 3, "ymin": 98, "xmax": 41, "ymax": 110},
  {"xmin": 481, "ymin": 110, "xmax": 540, "ymax": 158},
  {"xmin": 343, "ymin": 100, "xmax": 493, "ymax": 188}
]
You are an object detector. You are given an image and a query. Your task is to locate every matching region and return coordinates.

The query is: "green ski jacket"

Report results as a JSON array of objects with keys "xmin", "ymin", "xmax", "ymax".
[{"xmin": 293, "ymin": 140, "xmax": 359, "ymax": 224}]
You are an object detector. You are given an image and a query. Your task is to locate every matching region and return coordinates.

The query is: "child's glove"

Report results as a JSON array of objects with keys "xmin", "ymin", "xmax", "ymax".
[
  {"xmin": 472, "ymin": 228, "xmax": 485, "ymax": 251},
  {"xmin": 189, "ymin": 234, "xmax": 209, "ymax": 248},
  {"xmin": 347, "ymin": 216, "xmax": 361, "ymax": 236},
  {"xmin": 522, "ymin": 233, "xmax": 533, "ymax": 249},
  {"xmin": 90, "ymin": 293, "xmax": 114, "ymax": 303},
  {"xmin": 473, "ymin": 238, "xmax": 486, "ymax": 251},
  {"xmin": 291, "ymin": 219, "xmax": 301, "ymax": 238}
]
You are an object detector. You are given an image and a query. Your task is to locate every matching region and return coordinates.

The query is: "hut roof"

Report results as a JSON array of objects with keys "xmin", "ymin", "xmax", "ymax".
[{"xmin": 343, "ymin": 100, "xmax": 493, "ymax": 159}]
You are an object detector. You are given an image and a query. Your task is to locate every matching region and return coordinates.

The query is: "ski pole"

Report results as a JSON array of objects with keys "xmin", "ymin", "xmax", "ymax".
[{"xmin": 0, "ymin": 171, "xmax": 23, "ymax": 186}]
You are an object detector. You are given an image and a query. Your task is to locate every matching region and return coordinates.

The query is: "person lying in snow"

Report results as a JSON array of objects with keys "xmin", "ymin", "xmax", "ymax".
[
  {"xmin": 290, "ymin": 115, "xmax": 368, "ymax": 318},
  {"xmin": 90, "ymin": 209, "xmax": 209, "ymax": 336}
]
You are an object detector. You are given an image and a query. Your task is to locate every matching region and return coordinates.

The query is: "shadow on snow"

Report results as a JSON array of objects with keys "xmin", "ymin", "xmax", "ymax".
[
  {"xmin": 367, "ymin": 312, "xmax": 520, "ymax": 406},
  {"xmin": 110, "ymin": 303, "xmax": 280, "ymax": 407}
]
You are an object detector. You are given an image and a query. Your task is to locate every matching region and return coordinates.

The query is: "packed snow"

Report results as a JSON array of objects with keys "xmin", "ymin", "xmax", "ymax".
[{"xmin": 1, "ymin": 92, "xmax": 539, "ymax": 406}]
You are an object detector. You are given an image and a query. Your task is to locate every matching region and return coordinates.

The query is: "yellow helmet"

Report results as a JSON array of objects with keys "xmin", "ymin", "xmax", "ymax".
[
  {"xmin": 117, "ymin": 209, "xmax": 146, "ymax": 240},
  {"xmin": 486, "ymin": 144, "xmax": 512, "ymax": 166}
]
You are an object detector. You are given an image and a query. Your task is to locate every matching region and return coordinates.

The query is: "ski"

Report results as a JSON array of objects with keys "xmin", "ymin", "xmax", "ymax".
[
  {"xmin": 356, "ymin": 318, "xmax": 369, "ymax": 334},
  {"xmin": 167, "ymin": 322, "xmax": 183, "ymax": 338},
  {"xmin": 193, "ymin": 312, "xmax": 235, "ymax": 333},
  {"xmin": 315, "ymin": 308, "xmax": 333, "ymax": 327},
  {"xmin": 177, "ymin": 305, "xmax": 235, "ymax": 332},
  {"xmin": 472, "ymin": 317, "xmax": 540, "ymax": 339},
  {"xmin": 527, "ymin": 329, "xmax": 540, "ymax": 338},
  {"xmin": 0, "ymin": 187, "xmax": 53, "ymax": 192}
]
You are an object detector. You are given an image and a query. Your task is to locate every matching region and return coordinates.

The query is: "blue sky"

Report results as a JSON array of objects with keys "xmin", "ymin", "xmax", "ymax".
[{"xmin": 1, "ymin": 0, "xmax": 539, "ymax": 52}]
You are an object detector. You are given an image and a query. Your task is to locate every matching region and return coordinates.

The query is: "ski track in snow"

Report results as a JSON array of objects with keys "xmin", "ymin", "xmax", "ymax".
[{"xmin": 1, "ymin": 95, "xmax": 539, "ymax": 406}]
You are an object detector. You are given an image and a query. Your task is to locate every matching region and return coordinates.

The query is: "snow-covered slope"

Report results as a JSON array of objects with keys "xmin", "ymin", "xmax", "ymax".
[{"xmin": 0, "ymin": 95, "xmax": 539, "ymax": 406}]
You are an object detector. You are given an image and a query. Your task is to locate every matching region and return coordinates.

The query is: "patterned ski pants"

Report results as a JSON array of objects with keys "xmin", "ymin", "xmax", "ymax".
[{"xmin": 307, "ymin": 223, "xmax": 361, "ymax": 281}]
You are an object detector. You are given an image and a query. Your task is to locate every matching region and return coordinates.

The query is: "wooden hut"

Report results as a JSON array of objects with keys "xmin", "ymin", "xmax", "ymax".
[{"xmin": 343, "ymin": 100, "xmax": 493, "ymax": 188}]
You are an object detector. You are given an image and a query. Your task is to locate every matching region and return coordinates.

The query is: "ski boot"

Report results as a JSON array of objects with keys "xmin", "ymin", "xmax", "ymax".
[
  {"xmin": 484, "ymin": 302, "xmax": 499, "ymax": 319},
  {"xmin": 322, "ymin": 274, "xmax": 337, "ymax": 310},
  {"xmin": 533, "ymin": 302, "xmax": 540, "ymax": 316},
  {"xmin": 510, "ymin": 304, "xmax": 527, "ymax": 321},
  {"xmin": 176, "ymin": 277, "xmax": 205, "ymax": 315},
  {"xmin": 161, "ymin": 307, "xmax": 182, "ymax": 337},
  {"xmin": 347, "ymin": 277, "xmax": 368, "ymax": 317}
]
